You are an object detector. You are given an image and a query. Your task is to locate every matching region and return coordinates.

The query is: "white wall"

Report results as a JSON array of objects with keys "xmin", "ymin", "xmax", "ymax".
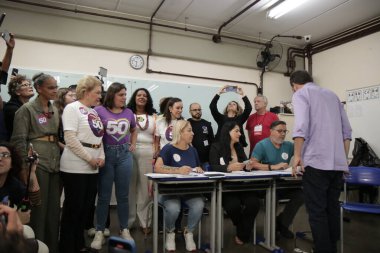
[
  {"xmin": 312, "ymin": 32, "xmax": 380, "ymax": 100},
  {"xmin": 0, "ymin": 38, "xmax": 293, "ymax": 107},
  {"xmin": 312, "ymin": 31, "xmax": 380, "ymax": 157}
]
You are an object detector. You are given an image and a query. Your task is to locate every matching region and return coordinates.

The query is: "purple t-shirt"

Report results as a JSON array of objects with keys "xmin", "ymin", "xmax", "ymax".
[
  {"xmin": 292, "ymin": 82, "xmax": 352, "ymax": 171},
  {"xmin": 95, "ymin": 106, "xmax": 136, "ymax": 145}
]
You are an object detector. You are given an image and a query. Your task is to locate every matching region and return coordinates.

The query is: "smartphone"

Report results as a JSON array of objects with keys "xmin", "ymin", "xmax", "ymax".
[
  {"xmin": 0, "ymin": 13, "xmax": 5, "ymax": 27},
  {"xmin": 1, "ymin": 30, "xmax": 10, "ymax": 43},
  {"xmin": 108, "ymin": 236, "xmax": 136, "ymax": 253},
  {"xmin": 225, "ymin": 85, "xmax": 238, "ymax": 92},
  {"xmin": 98, "ymin": 67, "xmax": 107, "ymax": 77},
  {"xmin": 11, "ymin": 68, "xmax": 18, "ymax": 76}
]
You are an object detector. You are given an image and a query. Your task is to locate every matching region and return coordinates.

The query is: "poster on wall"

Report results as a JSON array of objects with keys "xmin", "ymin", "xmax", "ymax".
[{"xmin": 346, "ymin": 84, "xmax": 380, "ymax": 157}]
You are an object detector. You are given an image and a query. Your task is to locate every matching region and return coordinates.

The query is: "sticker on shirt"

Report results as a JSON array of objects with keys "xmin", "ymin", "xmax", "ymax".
[
  {"xmin": 202, "ymin": 126, "xmax": 208, "ymax": 134},
  {"xmin": 203, "ymin": 140, "xmax": 209, "ymax": 147},
  {"xmin": 79, "ymin": 106, "xmax": 89, "ymax": 115},
  {"xmin": 173, "ymin": 153, "xmax": 181, "ymax": 162},
  {"xmin": 165, "ymin": 125, "xmax": 173, "ymax": 142},
  {"xmin": 36, "ymin": 114, "xmax": 48, "ymax": 125},
  {"xmin": 106, "ymin": 118, "xmax": 130, "ymax": 142},
  {"xmin": 220, "ymin": 157, "xmax": 226, "ymax": 165},
  {"xmin": 253, "ymin": 124, "xmax": 263, "ymax": 136},
  {"xmin": 88, "ymin": 113, "xmax": 104, "ymax": 137},
  {"xmin": 281, "ymin": 152, "xmax": 289, "ymax": 160}
]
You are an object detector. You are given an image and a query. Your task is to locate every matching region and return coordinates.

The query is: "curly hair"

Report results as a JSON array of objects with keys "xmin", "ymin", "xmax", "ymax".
[
  {"xmin": 0, "ymin": 142, "xmax": 23, "ymax": 179},
  {"xmin": 126, "ymin": 88, "xmax": 157, "ymax": 115},
  {"xmin": 7, "ymin": 74, "xmax": 29, "ymax": 98}
]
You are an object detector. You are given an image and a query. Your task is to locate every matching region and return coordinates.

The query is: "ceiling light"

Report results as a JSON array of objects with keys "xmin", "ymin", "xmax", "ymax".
[
  {"xmin": 268, "ymin": 0, "xmax": 309, "ymax": 19},
  {"xmin": 262, "ymin": 0, "xmax": 281, "ymax": 10}
]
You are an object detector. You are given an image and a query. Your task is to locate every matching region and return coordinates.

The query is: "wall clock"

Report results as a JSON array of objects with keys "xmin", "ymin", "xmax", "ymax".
[{"xmin": 129, "ymin": 55, "xmax": 144, "ymax": 70}]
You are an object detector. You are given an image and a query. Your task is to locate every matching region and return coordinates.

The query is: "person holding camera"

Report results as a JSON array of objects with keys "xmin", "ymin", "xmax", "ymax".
[
  {"xmin": 0, "ymin": 142, "xmax": 48, "ymax": 253},
  {"xmin": 209, "ymin": 85, "xmax": 252, "ymax": 148},
  {"xmin": 0, "ymin": 32, "xmax": 15, "ymax": 111}
]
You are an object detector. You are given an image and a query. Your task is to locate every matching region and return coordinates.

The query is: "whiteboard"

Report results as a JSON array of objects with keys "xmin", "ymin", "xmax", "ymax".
[
  {"xmin": 2, "ymin": 68, "xmax": 248, "ymax": 133},
  {"xmin": 346, "ymin": 85, "xmax": 380, "ymax": 157}
]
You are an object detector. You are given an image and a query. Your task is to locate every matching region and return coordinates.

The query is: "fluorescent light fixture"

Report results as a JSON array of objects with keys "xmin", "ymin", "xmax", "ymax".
[
  {"xmin": 268, "ymin": 0, "xmax": 309, "ymax": 19},
  {"xmin": 262, "ymin": 0, "xmax": 281, "ymax": 10}
]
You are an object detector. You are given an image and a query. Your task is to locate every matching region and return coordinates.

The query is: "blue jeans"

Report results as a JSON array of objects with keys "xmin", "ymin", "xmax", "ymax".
[
  {"xmin": 96, "ymin": 143, "xmax": 133, "ymax": 231},
  {"xmin": 159, "ymin": 195, "xmax": 204, "ymax": 233}
]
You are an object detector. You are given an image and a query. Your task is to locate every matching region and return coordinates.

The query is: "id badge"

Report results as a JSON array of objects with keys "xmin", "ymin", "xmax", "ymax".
[
  {"xmin": 254, "ymin": 124, "xmax": 263, "ymax": 136},
  {"xmin": 203, "ymin": 140, "xmax": 209, "ymax": 146}
]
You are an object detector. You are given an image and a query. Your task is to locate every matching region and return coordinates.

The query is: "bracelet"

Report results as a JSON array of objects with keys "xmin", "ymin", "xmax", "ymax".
[{"xmin": 268, "ymin": 164, "xmax": 272, "ymax": 171}]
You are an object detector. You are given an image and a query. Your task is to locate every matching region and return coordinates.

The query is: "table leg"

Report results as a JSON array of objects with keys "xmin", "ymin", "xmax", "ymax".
[
  {"xmin": 153, "ymin": 182, "xmax": 158, "ymax": 253},
  {"xmin": 210, "ymin": 182, "xmax": 216, "ymax": 253},
  {"xmin": 217, "ymin": 181, "xmax": 222, "ymax": 253}
]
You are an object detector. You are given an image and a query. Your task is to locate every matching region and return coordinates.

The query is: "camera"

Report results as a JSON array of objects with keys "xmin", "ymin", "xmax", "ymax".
[
  {"xmin": 98, "ymin": 67, "xmax": 107, "ymax": 78},
  {"xmin": 225, "ymin": 86, "xmax": 238, "ymax": 92},
  {"xmin": 304, "ymin": 35, "xmax": 312, "ymax": 43},
  {"xmin": 0, "ymin": 214, "xmax": 7, "ymax": 228}
]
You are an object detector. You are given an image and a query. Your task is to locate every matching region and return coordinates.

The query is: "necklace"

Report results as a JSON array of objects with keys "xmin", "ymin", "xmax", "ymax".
[{"xmin": 136, "ymin": 113, "xmax": 149, "ymax": 131}]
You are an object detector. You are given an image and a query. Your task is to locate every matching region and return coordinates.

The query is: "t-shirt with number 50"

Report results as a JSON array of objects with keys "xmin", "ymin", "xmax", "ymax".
[{"xmin": 95, "ymin": 106, "xmax": 136, "ymax": 145}]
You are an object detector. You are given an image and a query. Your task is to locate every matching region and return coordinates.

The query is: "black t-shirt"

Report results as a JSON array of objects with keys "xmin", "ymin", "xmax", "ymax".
[
  {"xmin": 0, "ymin": 176, "xmax": 26, "ymax": 207},
  {"xmin": 188, "ymin": 118, "xmax": 214, "ymax": 163}
]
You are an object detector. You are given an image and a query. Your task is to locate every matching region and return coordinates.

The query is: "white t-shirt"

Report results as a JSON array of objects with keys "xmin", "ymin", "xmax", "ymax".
[
  {"xmin": 155, "ymin": 118, "xmax": 177, "ymax": 149},
  {"xmin": 135, "ymin": 114, "xmax": 156, "ymax": 145},
  {"xmin": 60, "ymin": 101, "xmax": 104, "ymax": 174}
]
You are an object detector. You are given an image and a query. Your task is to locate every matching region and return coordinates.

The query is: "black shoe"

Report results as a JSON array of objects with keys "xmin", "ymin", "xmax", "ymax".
[
  {"xmin": 276, "ymin": 218, "xmax": 294, "ymax": 239},
  {"xmin": 279, "ymin": 226, "xmax": 294, "ymax": 239}
]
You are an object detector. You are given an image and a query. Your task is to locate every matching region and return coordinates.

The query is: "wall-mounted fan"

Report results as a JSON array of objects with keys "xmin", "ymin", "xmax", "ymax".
[{"xmin": 256, "ymin": 40, "xmax": 283, "ymax": 71}]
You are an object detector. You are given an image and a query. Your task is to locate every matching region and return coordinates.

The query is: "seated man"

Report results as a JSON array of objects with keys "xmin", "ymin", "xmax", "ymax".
[{"xmin": 249, "ymin": 120, "xmax": 304, "ymax": 239}]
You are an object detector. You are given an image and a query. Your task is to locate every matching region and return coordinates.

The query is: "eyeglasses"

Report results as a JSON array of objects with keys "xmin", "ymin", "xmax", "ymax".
[
  {"xmin": 0, "ymin": 152, "xmax": 11, "ymax": 158},
  {"xmin": 191, "ymin": 109, "xmax": 202, "ymax": 112},
  {"xmin": 273, "ymin": 129, "xmax": 289, "ymax": 135},
  {"xmin": 19, "ymin": 83, "xmax": 32, "ymax": 88}
]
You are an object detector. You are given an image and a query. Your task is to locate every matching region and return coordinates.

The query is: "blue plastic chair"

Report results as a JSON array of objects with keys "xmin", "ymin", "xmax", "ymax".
[
  {"xmin": 108, "ymin": 236, "xmax": 136, "ymax": 253},
  {"xmin": 340, "ymin": 166, "xmax": 380, "ymax": 253}
]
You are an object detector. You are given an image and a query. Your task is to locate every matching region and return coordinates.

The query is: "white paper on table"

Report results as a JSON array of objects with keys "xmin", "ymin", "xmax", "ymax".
[
  {"xmin": 145, "ymin": 172, "xmax": 208, "ymax": 179},
  {"xmin": 145, "ymin": 173, "xmax": 176, "ymax": 178}
]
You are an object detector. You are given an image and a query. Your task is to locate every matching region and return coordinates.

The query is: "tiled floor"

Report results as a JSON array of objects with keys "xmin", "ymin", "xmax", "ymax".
[{"xmin": 88, "ymin": 203, "xmax": 380, "ymax": 253}]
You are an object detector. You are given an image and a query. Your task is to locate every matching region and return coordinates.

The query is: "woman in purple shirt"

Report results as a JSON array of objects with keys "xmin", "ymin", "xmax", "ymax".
[{"xmin": 91, "ymin": 82, "xmax": 137, "ymax": 250}]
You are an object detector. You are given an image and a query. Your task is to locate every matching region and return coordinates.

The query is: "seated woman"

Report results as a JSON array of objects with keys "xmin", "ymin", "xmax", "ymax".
[
  {"xmin": 209, "ymin": 121, "xmax": 260, "ymax": 245},
  {"xmin": 0, "ymin": 142, "xmax": 48, "ymax": 253},
  {"xmin": 154, "ymin": 120, "xmax": 204, "ymax": 252}
]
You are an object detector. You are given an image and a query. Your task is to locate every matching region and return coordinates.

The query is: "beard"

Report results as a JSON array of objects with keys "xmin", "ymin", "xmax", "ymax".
[{"xmin": 192, "ymin": 114, "xmax": 201, "ymax": 119}]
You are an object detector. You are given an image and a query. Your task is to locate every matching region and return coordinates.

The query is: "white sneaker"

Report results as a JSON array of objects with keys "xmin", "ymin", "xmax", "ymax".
[
  {"xmin": 165, "ymin": 232, "xmax": 176, "ymax": 251},
  {"xmin": 120, "ymin": 228, "xmax": 134, "ymax": 241},
  {"xmin": 90, "ymin": 231, "xmax": 105, "ymax": 250},
  {"xmin": 87, "ymin": 227, "xmax": 96, "ymax": 237},
  {"xmin": 104, "ymin": 228, "xmax": 110, "ymax": 237},
  {"xmin": 184, "ymin": 231, "xmax": 196, "ymax": 251}
]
